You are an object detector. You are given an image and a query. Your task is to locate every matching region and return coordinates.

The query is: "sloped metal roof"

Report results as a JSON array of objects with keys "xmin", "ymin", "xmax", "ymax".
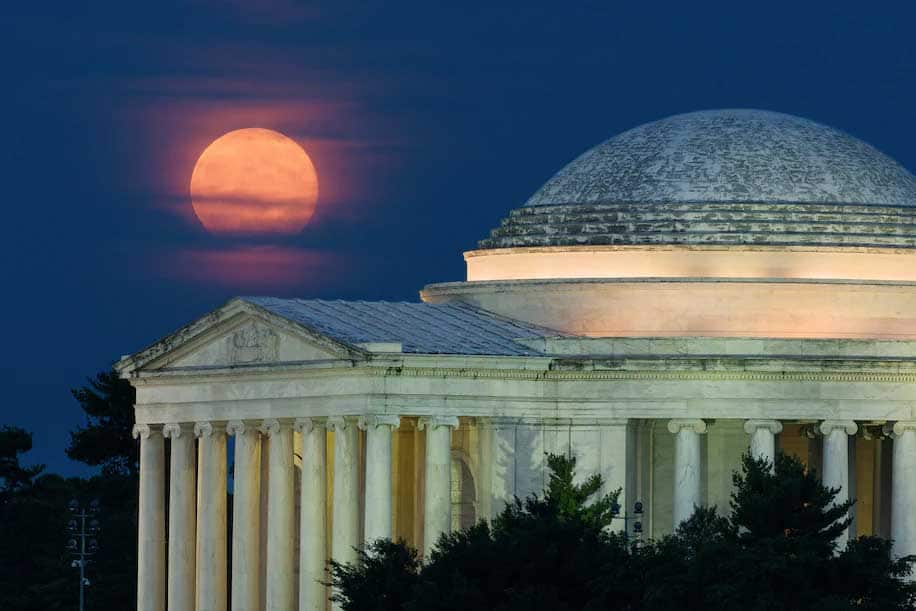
[{"xmin": 243, "ymin": 297, "xmax": 558, "ymax": 356}]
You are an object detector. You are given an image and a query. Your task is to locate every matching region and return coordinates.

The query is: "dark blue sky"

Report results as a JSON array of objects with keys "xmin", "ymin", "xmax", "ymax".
[{"xmin": 3, "ymin": 0, "xmax": 915, "ymax": 474}]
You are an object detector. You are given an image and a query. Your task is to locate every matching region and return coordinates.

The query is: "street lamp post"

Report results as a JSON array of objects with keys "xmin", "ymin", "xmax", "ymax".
[
  {"xmin": 67, "ymin": 499, "xmax": 100, "ymax": 611},
  {"xmin": 610, "ymin": 500, "xmax": 645, "ymax": 544}
]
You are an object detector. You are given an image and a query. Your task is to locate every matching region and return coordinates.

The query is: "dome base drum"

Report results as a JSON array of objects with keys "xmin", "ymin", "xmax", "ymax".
[{"xmin": 424, "ymin": 109, "xmax": 916, "ymax": 339}]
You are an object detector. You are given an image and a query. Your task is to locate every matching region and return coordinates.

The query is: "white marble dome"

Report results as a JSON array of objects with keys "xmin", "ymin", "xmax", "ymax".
[
  {"xmin": 528, "ymin": 109, "xmax": 916, "ymax": 208},
  {"xmin": 426, "ymin": 109, "xmax": 916, "ymax": 339},
  {"xmin": 480, "ymin": 109, "xmax": 916, "ymax": 249}
]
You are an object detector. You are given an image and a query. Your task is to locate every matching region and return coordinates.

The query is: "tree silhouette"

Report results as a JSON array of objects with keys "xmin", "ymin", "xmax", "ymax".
[
  {"xmin": 67, "ymin": 369, "xmax": 139, "ymax": 610},
  {"xmin": 67, "ymin": 370, "xmax": 138, "ymax": 478},
  {"xmin": 331, "ymin": 451, "xmax": 916, "ymax": 611},
  {"xmin": 0, "ymin": 426, "xmax": 75, "ymax": 610}
]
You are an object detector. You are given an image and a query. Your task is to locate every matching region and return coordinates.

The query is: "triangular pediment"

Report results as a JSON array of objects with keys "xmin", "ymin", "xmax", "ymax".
[{"xmin": 116, "ymin": 298, "xmax": 367, "ymax": 374}]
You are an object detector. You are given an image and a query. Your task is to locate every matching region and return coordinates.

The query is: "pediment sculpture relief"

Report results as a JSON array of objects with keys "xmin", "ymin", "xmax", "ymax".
[{"xmin": 228, "ymin": 322, "xmax": 280, "ymax": 364}]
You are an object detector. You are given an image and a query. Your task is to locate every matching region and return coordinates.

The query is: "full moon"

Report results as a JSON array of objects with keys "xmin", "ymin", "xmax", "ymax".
[{"xmin": 190, "ymin": 128, "xmax": 318, "ymax": 235}]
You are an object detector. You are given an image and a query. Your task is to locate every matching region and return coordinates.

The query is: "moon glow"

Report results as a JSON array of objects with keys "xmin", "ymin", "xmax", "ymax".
[{"xmin": 190, "ymin": 128, "xmax": 318, "ymax": 235}]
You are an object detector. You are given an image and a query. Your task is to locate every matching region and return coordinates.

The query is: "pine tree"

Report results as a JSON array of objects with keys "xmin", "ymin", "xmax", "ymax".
[
  {"xmin": 331, "ymin": 453, "xmax": 631, "ymax": 611},
  {"xmin": 67, "ymin": 370, "xmax": 138, "ymax": 477},
  {"xmin": 67, "ymin": 369, "xmax": 140, "ymax": 610},
  {"xmin": 649, "ymin": 452, "xmax": 916, "ymax": 611},
  {"xmin": 328, "ymin": 539, "xmax": 421, "ymax": 611},
  {"xmin": 731, "ymin": 453, "xmax": 852, "ymax": 557},
  {"xmin": 331, "ymin": 450, "xmax": 916, "ymax": 611},
  {"xmin": 0, "ymin": 427, "xmax": 75, "ymax": 610}
]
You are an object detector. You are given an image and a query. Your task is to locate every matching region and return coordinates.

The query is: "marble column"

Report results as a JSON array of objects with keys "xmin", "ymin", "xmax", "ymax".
[
  {"xmin": 667, "ymin": 419, "xmax": 707, "ymax": 528},
  {"xmin": 195, "ymin": 422, "xmax": 228, "ymax": 611},
  {"xmin": 360, "ymin": 415, "xmax": 400, "ymax": 544},
  {"xmin": 476, "ymin": 418, "xmax": 495, "ymax": 522},
  {"xmin": 262, "ymin": 419, "xmax": 295, "ymax": 611},
  {"xmin": 226, "ymin": 421, "xmax": 261, "ymax": 611},
  {"xmin": 419, "ymin": 416, "xmax": 459, "ymax": 556},
  {"xmin": 744, "ymin": 419, "xmax": 783, "ymax": 471},
  {"xmin": 163, "ymin": 424, "xmax": 195, "ymax": 611},
  {"xmin": 295, "ymin": 418, "xmax": 327, "ymax": 611},
  {"xmin": 891, "ymin": 421, "xmax": 916, "ymax": 563},
  {"xmin": 820, "ymin": 420, "xmax": 858, "ymax": 550},
  {"xmin": 134, "ymin": 424, "xmax": 166, "ymax": 611},
  {"xmin": 328, "ymin": 416, "xmax": 359, "ymax": 568},
  {"xmin": 484, "ymin": 418, "xmax": 516, "ymax": 520},
  {"xmin": 597, "ymin": 419, "xmax": 631, "ymax": 533}
]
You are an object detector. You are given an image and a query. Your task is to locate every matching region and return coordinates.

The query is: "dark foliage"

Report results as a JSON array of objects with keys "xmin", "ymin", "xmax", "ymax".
[
  {"xmin": 0, "ymin": 427, "xmax": 76, "ymax": 610},
  {"xmin": 731, "ymin": 453, "xmax": 852, "ymax": 555},
  {"xmin": 329, "ymin": 539, "xmax": 422, "ymax": 611},
  {"xmin": 74, "ymin": 474, "xmax": 139, "ymax": 610},
  {"xmin": 0, "ymin": 426, "xmax": 45, "ymax": 494},
  {"xmin": 332, "ymin": 451, "xmax": 916, "ymax": 611},
  {"xmin": 68, "ymin": 370, "xmax": 138, "ymax": 478},
  {"xmin": 0, "ymin": 369, "xmax": 139, "ymax": 610},
  {"xmin": 634, "ymin": 453, "xmax": 916, "ymax": 611},
  {"xmin": 408, "ymin": 454, "xmax": 625, "ymax": 611},
  {"xmin": 332, "ymin": 453, "xmax": 634, "ymax": 611},
  {"xmin": 66, "ymin": 370, "xmax": 140, "ymax": 610}
]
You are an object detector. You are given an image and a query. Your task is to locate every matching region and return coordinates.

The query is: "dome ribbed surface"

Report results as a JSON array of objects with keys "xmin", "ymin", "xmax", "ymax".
[{"xmin": 479, "ymin": 110, "xmax": 916, "ymax": 249}]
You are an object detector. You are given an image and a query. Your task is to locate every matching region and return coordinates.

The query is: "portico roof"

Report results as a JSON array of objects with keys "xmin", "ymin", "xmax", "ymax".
[
  {"xmin": 116, "ymin": 296, "xmax": 564, "ymax": 375},
  {"xmin": 242, "ymin": 296, "xmax": 559, "ymax": 356}
]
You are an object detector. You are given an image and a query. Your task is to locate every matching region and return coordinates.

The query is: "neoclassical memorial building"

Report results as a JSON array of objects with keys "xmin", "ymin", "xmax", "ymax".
[{"xmin": 119, "ymin": 109, "xmax": 916, "ymax": 611}]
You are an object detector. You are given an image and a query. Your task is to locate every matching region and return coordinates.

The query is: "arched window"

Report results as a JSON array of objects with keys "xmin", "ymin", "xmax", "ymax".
[{"xmin": 450, "ymin": 456, "xmax": 477, "ymax": 532}]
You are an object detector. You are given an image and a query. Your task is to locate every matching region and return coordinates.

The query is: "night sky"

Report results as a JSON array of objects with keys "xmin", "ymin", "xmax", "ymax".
[{"xmin": 3, "ymin": 1, "xmax": 916, "ymax": 474}]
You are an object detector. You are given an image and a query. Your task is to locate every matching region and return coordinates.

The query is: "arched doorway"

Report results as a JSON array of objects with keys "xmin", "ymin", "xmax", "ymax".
[{"xmin": 451, "ymin": 454, "xmax": 477, "ymax": 531}]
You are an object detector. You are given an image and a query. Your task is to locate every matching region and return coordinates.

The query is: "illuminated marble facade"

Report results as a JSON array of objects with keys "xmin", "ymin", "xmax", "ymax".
[{"xmin": 121, "ymin": 110, "xmax": 916, "ymax": 611}]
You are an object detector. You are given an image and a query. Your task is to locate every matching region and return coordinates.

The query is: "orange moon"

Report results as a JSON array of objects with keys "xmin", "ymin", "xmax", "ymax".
[{"xmin": 190, "ymin": 128, "xmax": 318, "ymax": 235}]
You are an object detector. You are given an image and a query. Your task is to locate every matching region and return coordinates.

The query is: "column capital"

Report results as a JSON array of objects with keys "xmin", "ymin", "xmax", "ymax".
[
  {"xmin": 743, "ymin": 419, "xmax": 783, "ymax": 435},
  {"xmin": 667, "ymin": 418, "xmax": 707, "ymax": 435},
  {"xmin": 358, "ymin": 415, "xmax": 401, "ymax": 431},
  {"xmin": 418, "ymin": 416, "xmax": 460, "ymax": 431},
  {"xmin": 325, "ymin": 416, "xmax": 355, "ymax": 432},
  {"xmin": 819, "ymin": 420, "xmax": 858, "ymax": 436},
  {"xmin": 259, "ymin": 419, "xmax": 286, "ymax": 437},
  {"xmin": 193, "ymin": 421, "xmax": 225, "ymax": 438},
  {"xmin": 133, "ymin": 423, "xmax": 161, "ymax": 439},
  {"xmin": 293, "ymin": 417, "xmax": 324, "ymax": 433},
  {"xmin": 892, "ymin": 420, "xmax": 916, "ymax": 437},
  {"xmin": 226, "ymin": 420, "xmax": 260, "ymax": 436},
  {"xmin": 162, "ymin": 423, "xmax": 193, "ymax": 439}
]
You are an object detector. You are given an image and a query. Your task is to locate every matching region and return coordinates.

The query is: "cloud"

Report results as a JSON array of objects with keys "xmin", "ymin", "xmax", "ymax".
[
  {"xmin": 192, "ymin": 0, "xmax": 321, "ymax": 25},
  {"xmin": 158, "ymin": 245, "xmax": 341, "ymax": 292}
]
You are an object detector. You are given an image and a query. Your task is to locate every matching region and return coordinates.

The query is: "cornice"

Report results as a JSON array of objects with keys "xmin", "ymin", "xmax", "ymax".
[
  {"xmin": 423, "ymin": 276, "xmax": 916, "ymax": 292},
  {"xmin": 387, "ymin": 367, "xmax": 916, "ymax": 384},
  {"xmin": 131, "ymin": 361, "xmax": 916, "ymax": 386},
  {"xmin": 464, "ymin": 244, "xmax": 916, "ymax": 258}
]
